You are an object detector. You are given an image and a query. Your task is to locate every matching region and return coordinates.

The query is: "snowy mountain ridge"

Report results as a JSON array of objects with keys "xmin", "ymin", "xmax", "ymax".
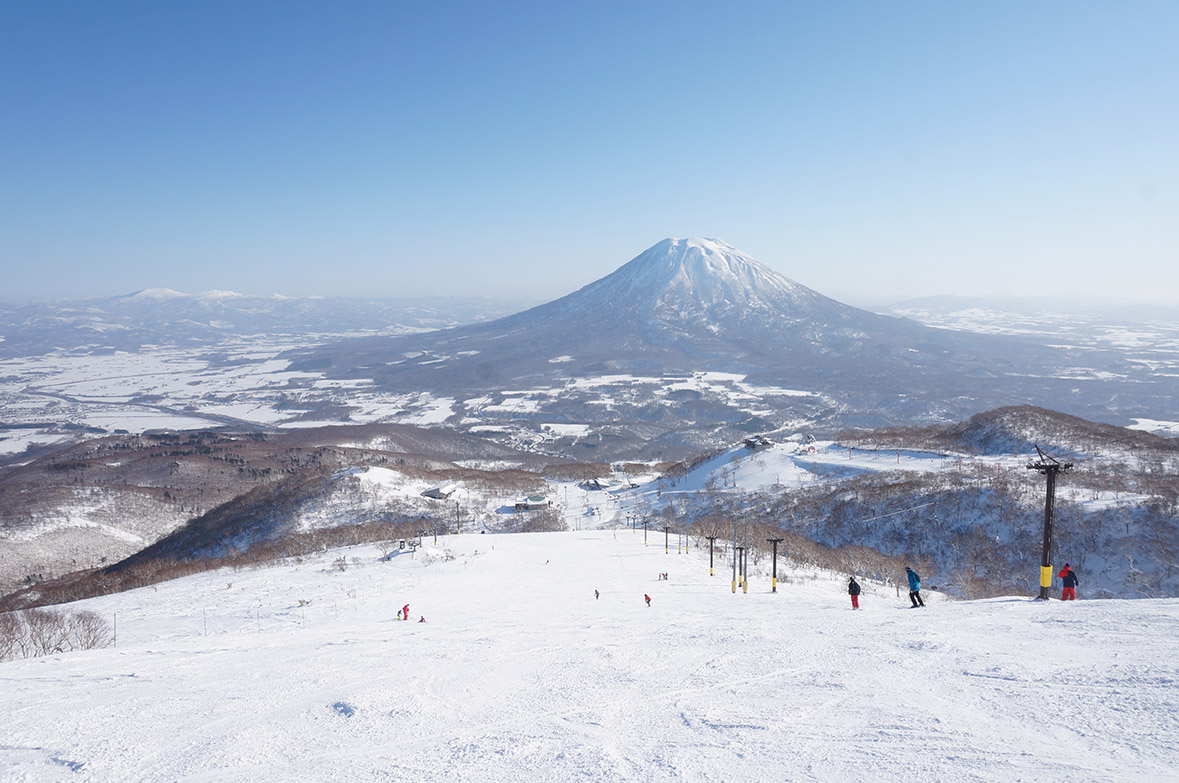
[
  {"xmin": 120, "ymin": 288, "xmax": 299, "ymax": 302},
  {"xmin": 8, "ymin": 402, "xmax": 1176, "ymax": 608},
  {"xmin": 121, "ymin": 288, "xmax": 190, "ymax": 301},
  {"xmin": 0, "ymin": 293, "xmax": 531, "ymax": 360}
]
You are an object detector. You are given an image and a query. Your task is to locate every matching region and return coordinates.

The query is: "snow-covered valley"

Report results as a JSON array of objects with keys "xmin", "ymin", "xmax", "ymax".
[{"xmin": 3, "ymin": 529, "xmax": 1177, "ymax": 781}]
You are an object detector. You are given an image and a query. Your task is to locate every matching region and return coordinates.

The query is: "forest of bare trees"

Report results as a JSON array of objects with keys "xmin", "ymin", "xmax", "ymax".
[
  {"xmin": 671, "ymin": 453, "xmax": 1179, "ymax": 600},
  {"xmin": 0, "ymin": 607, "xmax": 112, "ymax": 661}
]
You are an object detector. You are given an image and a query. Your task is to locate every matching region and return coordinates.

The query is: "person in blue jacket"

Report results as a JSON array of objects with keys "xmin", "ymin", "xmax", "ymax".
[{"xmin": 905, "ymin": 567, "xmax": 925, "ymax": 607}]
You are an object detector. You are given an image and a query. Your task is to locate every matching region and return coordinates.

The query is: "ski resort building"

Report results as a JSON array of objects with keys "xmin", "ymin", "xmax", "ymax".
[
  {"xmin": 514, "ymin": 495, "xmax": 550, "ymax": 511},
  {"xmin": 421, "ymin": 481, "xmax": 458, "ymax": 500}
]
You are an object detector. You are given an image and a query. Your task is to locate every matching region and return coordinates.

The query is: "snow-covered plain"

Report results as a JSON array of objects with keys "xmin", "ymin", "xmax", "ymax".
[
  {"xmin": 0, "ymin": 339, "xmax": 831, "ymax": 459},
  {"xmin": 3, "ymin": 530, "xmax": 1177, "ymax": 782}
]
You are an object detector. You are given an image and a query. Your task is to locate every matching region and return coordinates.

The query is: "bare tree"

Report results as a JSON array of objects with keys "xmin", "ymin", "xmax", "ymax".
[
  {"xmin": 0, "ymin": 611, "xmax": 20, "ymax": 661},
  {"xmin": 68, "ymin": 610, "xmax": 112, "ymax": 650},
  {"xmin": 24, "ymin": 608, "xmax": 70, "ymax": 655}
]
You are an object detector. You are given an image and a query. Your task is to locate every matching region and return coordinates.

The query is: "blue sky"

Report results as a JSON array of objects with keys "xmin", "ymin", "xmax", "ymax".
[{"xmin": 2, "ymin": 1, "xmax": 1176, "ymax": 303}]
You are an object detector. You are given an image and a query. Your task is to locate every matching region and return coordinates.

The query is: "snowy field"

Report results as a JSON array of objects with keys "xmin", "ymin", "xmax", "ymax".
[
  {"xmin": 0, "ymin": 340, "xmax": 465, "ymax": 455},
  {"xmin": 0, "ymin": 345, "xmax": 824, "ymax": 457},
  {"xmin": 3, "ymin": 530, "xmax": 1177, "ymax": 782}
]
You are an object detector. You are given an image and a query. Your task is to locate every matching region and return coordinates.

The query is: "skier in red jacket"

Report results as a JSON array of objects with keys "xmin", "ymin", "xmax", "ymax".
[
  {"xmin": 401, "ymin": 603, "xmax": 410, "ymax": 620},
  {"xmin": 644, "ymin": 594, "xmax": 651, "ymax": 606},
  {"xmin": 1058, "ymin": 564, "xmax": 1079, "ymax": 601}
]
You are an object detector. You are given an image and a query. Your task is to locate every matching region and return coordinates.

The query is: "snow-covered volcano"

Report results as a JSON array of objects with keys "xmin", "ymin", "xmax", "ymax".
[
  {"xmin": 535, "ymin": 237, "xmax": 840, "ymax": 325},
  {"xmin": 298, "ymin": 237, "xmax": 1046, "ymax": 397},
  {"xmin": 488, "ymin": 237, "xmax": 898, "ymax": 346}
]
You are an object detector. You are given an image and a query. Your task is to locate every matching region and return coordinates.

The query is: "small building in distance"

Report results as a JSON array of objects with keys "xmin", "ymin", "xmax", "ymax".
[
  {"xmin": 580, "ymin": 478, "xmax": 608, "ymax": 491},
  {"xmin": 743, "ymin": 435, "xmax": 773, "ymax": 450},
  {"xmin": 514, "ymin": 495, "xmax": 550, "ymax": 512},
  {"xmin": 422, "ymin": 481, "xmax": 458, "ymax": 500}
]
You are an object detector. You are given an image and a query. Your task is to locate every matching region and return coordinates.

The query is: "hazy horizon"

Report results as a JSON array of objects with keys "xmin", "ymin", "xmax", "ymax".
[{"xmin": 3, "ymin": 261, "xmax": 1179, "ymax": 311}]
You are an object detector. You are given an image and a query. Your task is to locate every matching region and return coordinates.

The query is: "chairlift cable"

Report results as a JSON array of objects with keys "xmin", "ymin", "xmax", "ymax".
[{"xmin": 860, "ymin": 501, "xmax": 936, "ymax": 524}]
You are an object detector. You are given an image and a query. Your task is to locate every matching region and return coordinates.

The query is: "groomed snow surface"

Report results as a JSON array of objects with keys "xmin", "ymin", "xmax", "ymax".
[{"xmin": 3, "ymin": 530, "xmax": 1177, "ymax": 782}]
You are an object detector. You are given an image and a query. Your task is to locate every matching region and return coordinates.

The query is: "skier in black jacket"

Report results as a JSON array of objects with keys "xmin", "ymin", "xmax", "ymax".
[
  {"xmin": 1058, "ymin": 563, "xmax": 1079, "ymax": 601},
  {"xmin": 848, "ymin": 576, "xmax": 861, "ymax": 609}
]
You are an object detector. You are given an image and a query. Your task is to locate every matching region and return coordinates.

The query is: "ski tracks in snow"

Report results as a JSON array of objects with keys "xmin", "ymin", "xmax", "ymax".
[{"xmin": 3, "ymin": 531, "xmax": 1179, "ymax": 781}]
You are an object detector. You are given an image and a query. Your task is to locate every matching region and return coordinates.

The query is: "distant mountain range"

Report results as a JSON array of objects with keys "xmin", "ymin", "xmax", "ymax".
[
  {"xmin": 875, "ymin": 293, "xmax": 1179, "ymax": 322},
  {"xmin": 0, "ymin": 291, "xmax": 534, "ymax": 358}
]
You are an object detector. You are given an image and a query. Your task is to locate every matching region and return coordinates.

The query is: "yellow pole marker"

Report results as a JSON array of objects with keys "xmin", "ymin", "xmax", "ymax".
[{"xmin": 1040, "ymin": 565, "xmax": 1053, "ymax": 589}]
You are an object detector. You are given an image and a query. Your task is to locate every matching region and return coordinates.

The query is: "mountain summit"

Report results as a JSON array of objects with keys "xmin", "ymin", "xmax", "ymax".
[{"xmin": 551, "ymin": 237, "xmax": 824, "ymax": 321}]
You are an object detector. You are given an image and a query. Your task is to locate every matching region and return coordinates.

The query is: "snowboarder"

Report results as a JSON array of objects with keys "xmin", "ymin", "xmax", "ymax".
[
  {"xmin": 594, "ymin": 589, "xmax": 599, "ymax": 599},
  {"xmin": 848, "ymin": 576, "xmax": 861, "ymax": 609},
  {"xmin": 644, "ymin": 594, "xmax": 651, "ymax": 607},
  {"xmin": 418, "ymin": 615, "xmax": 426, "ymax": 623},
  {"xmin": 905, "ymin": 567, "xmax": 925, "ymax": 607},
  {"xmin": 402, "ymin": 603, "xmax": 410, "ymax": 621},
  {"xmin": 1058, "ymin": 563, "xmax": 1079, "ymax": 601}
]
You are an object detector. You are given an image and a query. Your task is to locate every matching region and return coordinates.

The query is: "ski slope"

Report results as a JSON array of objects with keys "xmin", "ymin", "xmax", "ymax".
[{"xmin": 3, "ymin": 530, "xmax": 1178, "ymax": 782}]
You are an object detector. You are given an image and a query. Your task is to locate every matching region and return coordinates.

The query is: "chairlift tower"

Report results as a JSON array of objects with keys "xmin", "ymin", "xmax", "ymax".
[
  {"xmin": 1027, "ymin": 445, "xmax": 1073, "ymax": 600},
  {"xmin": 731, "ymin": 518, "xmax": 738, "ymax": 593},
  {"xmin": 767, "ymin": 538, "xmax": 784, "ymax": 593}
]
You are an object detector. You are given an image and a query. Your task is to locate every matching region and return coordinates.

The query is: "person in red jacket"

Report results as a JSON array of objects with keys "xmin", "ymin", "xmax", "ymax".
[
  {"xmin": 401, "ymin": 603, "xmax": 410, "ymax": 620},
  {"xmin": 1058, "ymin": 564, "xmax": 1079, "ymax": 600},
  {"xmin": 644, "ymin": 594, "xmax": 651, "ymax": 606}
]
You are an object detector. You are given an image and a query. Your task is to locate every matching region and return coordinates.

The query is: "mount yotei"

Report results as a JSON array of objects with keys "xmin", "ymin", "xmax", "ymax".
[
  {"xmin": 297, "ymin": 237, "xmax": 1017, "ymax": 385},
  {"xmin": 291, "ymin": 238, "xmax": 1173, "ymax": 457}
]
